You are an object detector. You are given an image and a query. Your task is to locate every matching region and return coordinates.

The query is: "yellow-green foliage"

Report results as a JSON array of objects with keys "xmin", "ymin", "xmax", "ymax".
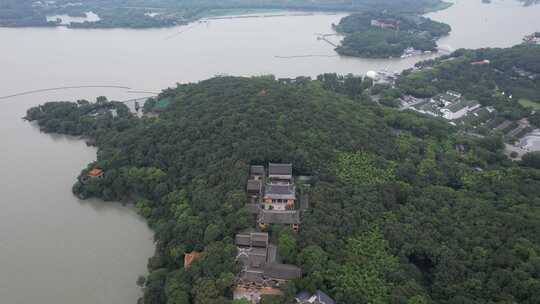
[
  {"xmin": 335, "ymin": 152, "xmax": 395, "ymax": 186},
  {"xmin": 519, "ymin": 99, "xmax": 540, "ymax": 110},
  {"xmin": 334, "ymin": 228, "xmax": 398, "ymax": 304},
  {"xmin": 462, "ymin": 170, "xmax": 505, "ymax": 189}
]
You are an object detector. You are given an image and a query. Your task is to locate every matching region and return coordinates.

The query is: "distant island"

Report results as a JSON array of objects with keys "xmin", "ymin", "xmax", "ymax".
[
  {"xmin": 334, "ymin": 11, "xmax": 451, "ymax": 58},
  {"xmin": 1, "ymin": 0, "xmax": 451, "ymax": 29},
  {"xmin": 25, "ymin": 44, "xmax": 540, "ymax": 303}
]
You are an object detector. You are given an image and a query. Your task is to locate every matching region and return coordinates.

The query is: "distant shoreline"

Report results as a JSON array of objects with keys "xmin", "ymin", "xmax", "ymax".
[{"xmin": 0, "ymin": 1, "xmax": 454, "ymax": 30}]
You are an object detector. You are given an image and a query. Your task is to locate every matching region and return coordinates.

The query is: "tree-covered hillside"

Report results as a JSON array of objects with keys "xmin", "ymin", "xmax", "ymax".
[
  {"xmin": 397, "ymin": 45, "xmax": 540, "ymax": 125},
  {"xmin": 26, "ymin": 76, "xmax": 540, "ymax": 304},
  {"xmin": 399, "ymin": 45, "xmax": 540, "ymax": 99}
]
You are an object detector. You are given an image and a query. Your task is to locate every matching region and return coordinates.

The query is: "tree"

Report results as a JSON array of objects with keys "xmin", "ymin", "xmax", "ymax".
[
  {"xmin": 204, "ymin": 224, "xmax": 222, "ymax": 245},
  {"xmin": 26, "ymin": 75, "xmax": 540, "ymax": 304},
  {"xmin": 137, "ymin": 275, "xmax": 146, "ymax": 287},
  {"xmin": 143, "ymin": 268, "xmax": 168, "ymax": 304},
  {"xmin": 96, "ymin": 96, "xmax": 108, "ymax": 104},
  {"xmin": 259, "ymin": 295, "xmax": 286, "ymax": 304},
  {"xmin": 192, "ymin": 279, "xmax": 227, "ymax": 304},
  {"xmin": 333, "ymin": 228, "xmax": 397, "ymax": 304},
  {"xmin": 298, "ymin": 245, "xmax": 328, "ymax": 275},
  {"xmin": 165, "ymin": 271, "xmax": 190, "ymax": 304},
  {"xmin": 522, "ymin": 151, "xmax": 540, "ymax": 169},
  {"xmin": 407, "ymin": 295, "xmax": 429, "ymax": 304},
  {"xmin": 278, "ymin": 230, "xmax": 298, "ymax": 264}
]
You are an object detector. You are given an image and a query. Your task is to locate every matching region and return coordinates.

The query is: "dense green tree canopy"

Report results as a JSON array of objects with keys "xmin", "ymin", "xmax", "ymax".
[
  {"xmin": 335, "ymin": 12, "xmax": 450, "ymax": 58},
  {"xmin": 397, "ymin": 45, "xmax": 540, "ymax": 128},
  {"xmin": 26, "ymin": 75, "xmax": 540, "ymax": 304},
  {"xmin": 399, "ymin": 45, "xmax": 540, "ymax": 102}
]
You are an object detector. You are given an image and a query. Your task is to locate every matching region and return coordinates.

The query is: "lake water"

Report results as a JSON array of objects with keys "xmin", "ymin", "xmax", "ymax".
[
  {"xmin": 0, "ymin": 89, "xmax": 155, "ymax": 304},
  {"xmin": 1, "ymin": 1, "xmax": 540, "ymax": 303},
  {"xmin": 427, "ymin": 0, "xmax": 540, "ymax": 50}
]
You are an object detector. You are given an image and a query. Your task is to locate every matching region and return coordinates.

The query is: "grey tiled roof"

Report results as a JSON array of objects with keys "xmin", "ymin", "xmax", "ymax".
[
  {"xmin": 268, "ymin": 163, "xmax": 292, "ymax": 176},
  {"xmin": 295, "ymin": 290, "xmax": 336, "ymax": 304},
  {"xmin": 236, "ymin": 234, "xmax": 251, "ymax": 247},
  {"xmin": 236, "ymin": 232, "xmax": 269, "ymax": 248},
  {"xmin": 264, "ymin": 184, "xmax": 295, "ymax": 200},
  {"xmin": 258, "ymin": 210, "xmax": 300, "ymax": 225},
  {"xmin": 247, "ymin": 180, "xmax": 262, "ymax": 192},
  {"xmin": 263, "ymin": 263, "xmax": 302, "ymax": 280},
  {"xmin": 237, "ymin": 247, "xmax": 268, "ymax": 268},
  {"xmin": 316, "ymin": 290, "xmax": 336, "ymax": 304},
  {"xmin": 250, "ymin": 165, "xmax": 265, "ymax": 176},
  {"xmin": 299, "ymin": 194, "xmax": 309, "ymax": 211},
  {"xmin": 295, "ymin": 291, "xmax": 312, "ymax": 302},
  {"xmin": 245, "ymin": 203, "xmax": 261, "ymax": 214}
]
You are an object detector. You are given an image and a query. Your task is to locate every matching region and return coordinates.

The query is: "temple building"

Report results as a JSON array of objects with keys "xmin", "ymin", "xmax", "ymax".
[
  {"xmin": 263, "ymin": 183, "xmax": 295, "ymax": 210},
  {"xmin": 234, "ymin": 231, "xmax": 302, "ymax": 303},
  {"xmin": 258, "ymin": 210, "xmax": 301, "ymax": 232},
  {"xmin": 295, "ymin": 290, "xmax": 336, "ymax": 304},
  {"xmin": 268, "ymin": 163, "xmax": 293, "ymax": 183}
]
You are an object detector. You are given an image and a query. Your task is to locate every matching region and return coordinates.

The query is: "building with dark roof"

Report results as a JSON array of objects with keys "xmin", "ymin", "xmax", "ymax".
[
  {"xmin": 258, "ymin": 210, "xmax": 300, "ymax": 225},
  {"xmin": 236, "ymin": 232, "xmax": 269, "ymax": 248},
  {"xmin": 299, "ymin": 194, "xmax": 309, "ymax": 212},
  {"xmin": 295, "ymin": 290, "xmax": 336, "ymax": 304},
  {"xmin": 268, "ymin": 163, "xmax": 292, "ymax": 182},
  {"xmin": 258, "ymin": 210, "xmax": 300, "ymax": 231},
  {"xmin": 263, "ymin": 263, "xmax": 302, "ymax": 281},
  {"xmin": 247, "ymin": 180, "xmax": 263, "ymax": 196},
  {"xmin": 236, "ymin": 162, "xmax": 307, "ymax": 303},
  {"xmin": 250, "ymin": 165, "xmax": 265, "ymax": 180},
  {"xmin": 237, "ymin": 247, "xmax": 268, "ymax": 268},
  {"xmin": 246, "ymin": 203, "xmax": 261, "ymax": 215},
  {"xmin": 263, "ymin": 183, "xmax": 296, "ymax": 210},
  {"xmin": 235, "ymin": 231, "xmax": 302, "ymax": 300}
]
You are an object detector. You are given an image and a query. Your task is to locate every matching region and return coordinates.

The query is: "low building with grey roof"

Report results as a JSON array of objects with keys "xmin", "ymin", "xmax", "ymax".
[
  {"xmin": 263, "ymin": 263, "xmax": 302, "ymax": 281},
  {"xmin": 247, "ymin": 180, "xmax": 263, "ymax": 196},
  {"xmin": 263, "ymin": 183, "xmax": 296, "ymax": 210},
  {"xmin": 295, "ymin": 290, "xmax": 335, "ymax": 304},
  {"xmin": 268, "ymin": 163, "xmax": 293, "ymax": 182},
  {"xmin": 250, "ymin": 165, "xmax": 265, "ymax": 179},
  {"xmin": 258, "ymin": 210, "xmax": 300, "ymax": 232},
  {"xmin": 236, "ymin": 232, "xmax": 269, "ymax": 248}
]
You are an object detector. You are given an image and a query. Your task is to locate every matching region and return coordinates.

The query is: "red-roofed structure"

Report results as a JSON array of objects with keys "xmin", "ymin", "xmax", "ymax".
[
  {"xmin": 87, "ymin": 168, "xmax": 104, "ymax": 178},
  {"xmin": 184, "ymin": 251, "xmax": 202, "ymax": 269}
]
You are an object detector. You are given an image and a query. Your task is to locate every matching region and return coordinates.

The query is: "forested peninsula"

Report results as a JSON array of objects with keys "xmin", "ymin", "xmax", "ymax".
[
  {"xmin": 1, "ymin": 0, "xmax": 450, "ymax": 28},
  {"xmin": 26, "ymin": 69, "xmax": 540, "ymax": 304}
]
